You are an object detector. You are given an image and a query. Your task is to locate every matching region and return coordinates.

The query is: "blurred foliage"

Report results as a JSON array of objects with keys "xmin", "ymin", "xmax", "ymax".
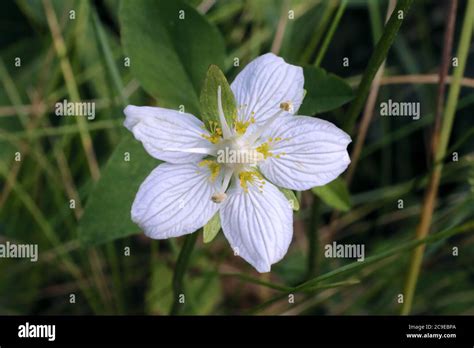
[{"xmin": 0, "ymin": 0, "xmax": 473, "ymax": 316}]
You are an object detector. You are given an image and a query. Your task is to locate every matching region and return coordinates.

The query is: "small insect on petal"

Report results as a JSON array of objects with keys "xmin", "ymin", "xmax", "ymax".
[
  {"xmin": 280, "ymin": 101, "xmax": 293, "ymax": 112},
  {"xmin": 212, "ymin": 192, "xmax": 227, "ymax": 203}
]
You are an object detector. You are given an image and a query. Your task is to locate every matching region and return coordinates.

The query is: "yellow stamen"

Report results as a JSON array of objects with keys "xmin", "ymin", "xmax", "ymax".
[
  {"xmin": 234, "ymin": 113, "xmax": 255, "ymax": 135},
  {"xmin": 255, "ymin": 137, "xmax": 285, "ymax": 159},
  {"xmin": 238, "ymin": 170, "xmax": 265, "ymax": 193},
  {"xmin": 201, "ymin": 121, "xmax": 223, "ymax": 144},
  {"xmin": 255, "ymin": 142, "xmax": 272, "ymax": 159},
  {"xmin": 198, "ymin": 159, "xmax": 221, "ymax": 182}
]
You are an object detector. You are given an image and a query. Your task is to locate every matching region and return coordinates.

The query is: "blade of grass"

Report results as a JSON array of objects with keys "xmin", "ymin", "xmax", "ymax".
[
  {"xmin": 314, "ymin": 0, "xmax": 348, "ymax": 67},
  {"xmin": 42, "ymin": 0, "xmax": 100, "ymax": 181},
  {"xmin": 250, "ymin": 220, "xmax": 474, "ymax": 314},
  {"xmin": 270, "ymin": 0, "xmax": 289, "ymax": 55},
  {"xmin": 345, "ymin": 0, "xmax": 396, "ymax": 185},
  {"xmin": 0, "ymin": 161, "xmax": 102, "ymax": 313},
  {"xmin": 300, "ymin": 0, "xmax": 337, "ymax": 65},
  {"xmin": 344, "ymin": 0, "xmax": 414, "ymax": 134},
  {"xmin": 0, "ymin": 119, "xmax": 121, "ymax": 140},
  {"xmin": 91, "ymin": 9, "xmax": 129, "ymax": 106}
]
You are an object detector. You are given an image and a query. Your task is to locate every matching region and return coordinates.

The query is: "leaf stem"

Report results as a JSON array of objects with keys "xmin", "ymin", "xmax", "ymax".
[{"xmin": 170, "ymin": 233, "xmax": 198, "ymax": 315}]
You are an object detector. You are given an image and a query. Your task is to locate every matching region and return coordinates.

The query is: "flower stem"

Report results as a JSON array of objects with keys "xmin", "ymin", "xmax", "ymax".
[
  {"xmin": 306, "ymin": 198, "xmax": 320, "ymax": 279},
  {"xmin": 344, "ymin": 0, "xmax": 414, "ymax": 134},
  {"xmin": 170, "ymin": 233, "xmax": 198, "ymax": 315},
  {"xmin": 401, "ymin": 0, "xmax": 474, "ymax": 315}
]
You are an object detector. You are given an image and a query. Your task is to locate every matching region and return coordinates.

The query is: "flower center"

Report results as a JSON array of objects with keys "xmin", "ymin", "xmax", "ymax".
[
  {"xmin": 215, "ymin": 137, "xmax": 263, "ymax": 166},
  {"xmin": 205, "ymin": 86, "xmax": 291, "ymax": 202}
]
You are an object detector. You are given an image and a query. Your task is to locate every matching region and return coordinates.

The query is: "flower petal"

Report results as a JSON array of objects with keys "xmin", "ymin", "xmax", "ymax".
[
  {"xmin": 131, "ymin": 163, "xmax": 221, "ymax": 239},
  {"xmin": 258, "ymin": 116, "xmax": 351, "ymax": 190},
  {"xmin": 124, "ymin": 105, "xmax": 215, "ymax": 163},
  {"xmin": 231, "ymin": 53, "xmax": 304, "ymax": 126},
  {"xmin": 220, "ymin": 180, "xmax": 293, "ymax": 273}
]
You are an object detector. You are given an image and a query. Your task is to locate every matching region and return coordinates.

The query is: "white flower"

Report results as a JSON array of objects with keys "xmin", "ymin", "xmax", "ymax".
[{"xmin": 124, "ymin": 53, "xmax": 351, "ymax": 273}]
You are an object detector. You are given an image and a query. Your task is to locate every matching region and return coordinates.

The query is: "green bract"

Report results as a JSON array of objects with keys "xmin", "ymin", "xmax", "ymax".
[
  {"xmin": 312, "ymin": 177, "xmax": 351, "ymax": 212},
  {"xmin": 203, "ymin": 212, "xmax": 221, "ymax": 244},
  {"xmin": 280, "ymin": 188, "xmax": 300, "ymax": 211},
  {"xmin": 200, "ymin": 65, "xmax": 236, "ymax": 131}
]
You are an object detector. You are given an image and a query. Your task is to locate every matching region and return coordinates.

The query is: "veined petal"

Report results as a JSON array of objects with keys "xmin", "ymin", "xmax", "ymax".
[
  {"xmin": 257, "ymin": 116, "xmax": 351, "ymax": 190},
  {"xmin": 124, "ymin": 105, "xmax": 215, "ymax": 163},
  {"xmin": 131, "ymin": 163, "xmax": 221, "ymax": 239},
  {"xmin": 220, "ymin": 180, "xmax": 293, "ymax": 273},
  {"xmin": 231, "ymin": 53, "xmax": 304, "ymax": 129}
]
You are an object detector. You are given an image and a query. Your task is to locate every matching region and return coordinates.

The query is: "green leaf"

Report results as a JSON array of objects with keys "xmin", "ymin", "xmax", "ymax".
[
  {"xmin": 279, "ymin": 188, "xmax": 300, "ymax": 211},
  {"xmin": 200, "ymin": 64, "xmax": 236, "ymax": 130},
  {"xmin": 120, "ymin": 0, "xmax": 226, "ymax": 115},
  {"xmin": 147, "ymin": 257, "xmax": 221, "ymax": 315},
  {"xmin": 312, "ymin": 177, "xmax": 351, "ymax": 212},
  {"xmin": 185, "ymin": 270, "xmax": 221, "ymax": 314},
  {"xmin": 146, "ymin": 262, "xmax": 173, "ymax": 314},
  {"xmin": 299, "ymin": 67, "xmax": 353, "ymax": 115},
  {"xmin": 203, "ymin": 212, "xmax": 221, "ymax": 243},
  {"xmin": 78, "ymin": 133, "xmax": 159, "ymax": 245}
]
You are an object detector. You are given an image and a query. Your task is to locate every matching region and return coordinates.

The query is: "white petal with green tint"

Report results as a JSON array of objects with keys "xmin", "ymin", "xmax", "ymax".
[
  {"xmin": 124, "ymin": 105, "xmax": 215, "ymax": 164},
  {"xmin": 231, "ymin": 53, "xmax": 304, "ymax": 127},
  {"xmin": 219, "ymin": 181, "xmax": 293, "ymax": 273},
  {"xmin": 257, "ymin": 115, "xmax": 351, "ymax": 190},
  {"xmin": 131, "ymin": 163, "xmax": 221, "ymax": 239}
]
